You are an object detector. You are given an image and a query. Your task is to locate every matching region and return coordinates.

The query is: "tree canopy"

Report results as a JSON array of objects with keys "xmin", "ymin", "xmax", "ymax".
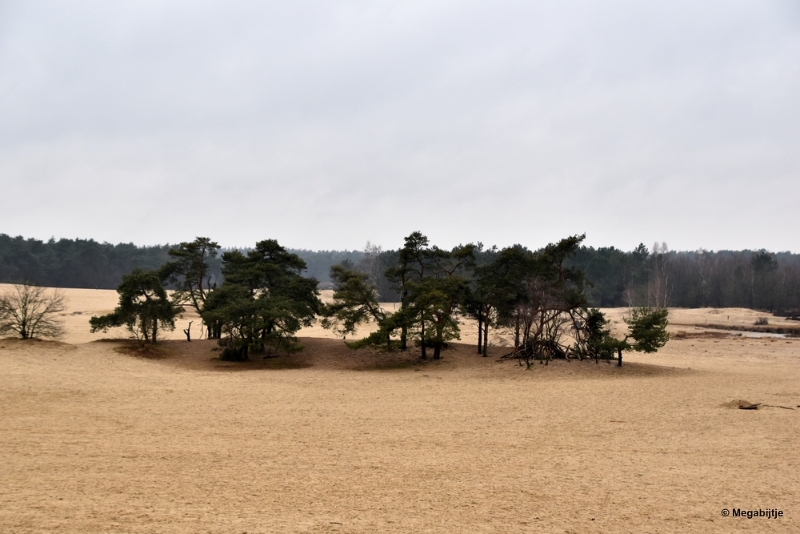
[
  {"xmin": 201, "ymin": 240, "xmax": 321, "ymax": 360},
  {"xmin": 320, "ymin": 232, "xmax": 673, "ymax": 368},
  {"xmin": 89, "ymin": 269, "xmax": 178, "ymax": 343}
]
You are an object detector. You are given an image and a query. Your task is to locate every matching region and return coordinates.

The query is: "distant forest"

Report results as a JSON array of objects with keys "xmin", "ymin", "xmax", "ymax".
[{"xmin": 1, "ymin": 233, "xmax": 798, "ymax": 311}]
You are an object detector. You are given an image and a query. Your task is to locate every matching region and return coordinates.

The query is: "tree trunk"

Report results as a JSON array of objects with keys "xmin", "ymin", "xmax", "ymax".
[
  {"xmin": 420, "ymin": 320, "xmax": 427, "ymax": 359},
  {"xmin": 617, "ymin": 347, "xmax": 623, "ymax": 367},
  {"xmin": 483, "ymin": 319, "xmax": 489, "ymax": 357},
  {"xmin": 514, "ymin": 312, "xmax": 520, "ymax": 349},
  {"xmin": 477, "ymin": 308, "xmax": 483, "ymax": 354},
  {"xmin": 400, "ymin": 291, "xmax": 408, "ymax": 350}
]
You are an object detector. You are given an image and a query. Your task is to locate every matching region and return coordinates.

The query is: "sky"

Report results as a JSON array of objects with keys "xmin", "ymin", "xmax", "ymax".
[{"xmin": 1, "ymin": 1, "xmax": 798, "ymax": 253}]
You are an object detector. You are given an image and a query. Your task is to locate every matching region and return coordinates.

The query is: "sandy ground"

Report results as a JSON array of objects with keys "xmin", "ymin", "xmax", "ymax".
[{"xmin": 1, "ymin": 285, "xmax": 799, "ymax": 533}]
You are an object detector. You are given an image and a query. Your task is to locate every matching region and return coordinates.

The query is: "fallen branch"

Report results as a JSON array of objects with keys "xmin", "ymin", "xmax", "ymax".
[{"xmin": 760, "ymin": 404, "xmax": 795, "ymax": 410}]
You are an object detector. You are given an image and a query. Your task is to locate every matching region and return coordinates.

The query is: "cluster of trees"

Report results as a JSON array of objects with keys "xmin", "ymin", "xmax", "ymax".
[
  {"xmin": 81, "ymin": 233, "xmax": 668, "ymax": 368},
  {"xmin": 323, "ymin": 232, "xmax": 669, "ymax": 366},
  {"xmin": 90, "ymin": 238, "xmax": 320, "ymax": 360}
]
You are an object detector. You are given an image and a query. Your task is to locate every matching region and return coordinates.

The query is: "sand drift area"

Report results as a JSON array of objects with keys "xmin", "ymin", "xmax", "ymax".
[{"xmin": 1, "ymin": 285, "xmax": 799, "ymax": 533}]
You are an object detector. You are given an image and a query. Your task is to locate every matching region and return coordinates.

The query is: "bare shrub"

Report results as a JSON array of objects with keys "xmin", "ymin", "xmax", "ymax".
[{"xmin": 0, "ymin": 284, "xmax": 67, "ymax": 339}]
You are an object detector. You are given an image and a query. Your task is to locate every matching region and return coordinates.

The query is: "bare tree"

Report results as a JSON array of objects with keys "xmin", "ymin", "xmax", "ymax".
[
  {"xmin": 357, "ymin": 241, "xmax": 383, "ymax": 289},
  {"xmin": 0, "ymin": 284, "xmax": 67, "ymax": 339},
  {"xmin": 648, "ymin": 242, "xmax": 671, "ymax": 308}
]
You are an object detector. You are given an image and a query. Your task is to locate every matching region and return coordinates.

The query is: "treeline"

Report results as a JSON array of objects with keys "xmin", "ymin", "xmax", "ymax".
[
  {"xmin": 0, "ymin": 234, "xmax": 360, "ymax": 289},
  {"xmin": 290, "ymin": 249, "xmax": 364, "ymax": 285},
  {"xmin": 2, "ymin": 233, "xmax": 798, "ymax": 311},
  {"xmin": 370, "ymin": 244, "xmax": 800, "ymax": 312},
  {"xmin": 566, "ymin": 245, "xmax": 800, "ymax": 312}
]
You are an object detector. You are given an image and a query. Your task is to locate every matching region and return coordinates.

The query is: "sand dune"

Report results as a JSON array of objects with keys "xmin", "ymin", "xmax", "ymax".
[{"xmin": 0, "ymin": 285, "xmax": 798, "ymax": 532}]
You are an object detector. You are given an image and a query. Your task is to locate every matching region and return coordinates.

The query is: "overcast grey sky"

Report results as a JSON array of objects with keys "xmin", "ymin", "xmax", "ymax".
[{"xmin": 1, "ymin": 1, "xmax": 798, "ymax": 252}]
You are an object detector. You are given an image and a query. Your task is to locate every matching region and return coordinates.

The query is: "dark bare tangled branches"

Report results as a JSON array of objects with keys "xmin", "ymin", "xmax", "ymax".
[{"xmin": 0, "ymin": 283, "xmax": 67, "ymax": 339}]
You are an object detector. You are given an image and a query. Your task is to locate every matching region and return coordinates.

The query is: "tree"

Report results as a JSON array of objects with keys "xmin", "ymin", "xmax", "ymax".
[
  {"xmin": 202, "ymin": 239, "xmax": 321, "ymax": 361},
  {"xmin": 482, "ymin": 245, "xmax": 532, "ymax": 350},
  {"xmin": 0, "ymin": 283, "xmax": 66, "ymax": 339},
  {"xmin": 161, "ymin": 237, "xmax": 220, "ymax": 314},
  {"xmin": 321, "ymin": 263, "xmax": 389, "ymax": 346},
  {"xmin": 411, "ymin": 275, "xmax": 466, "ymax": 359},
  {"xmin": 751, "ymin": 250, "xmax": 779, "ymax": 311},
  {"xmin": 357, "ymin": 241, "xmax": 384, "ymax": 290},
  {"xmin": 502, "ymin": 235, "xmax": 592, "ymax": 368},
  {"xmin": 461, "ymin": 244, "xmax": 506, "ymax": 357},
  {"xmin": 591, "ymin": 307, "xmax": 670, "ymax": 367},
  {"xmin": 89, "ymin": 269, "xmax": 178, "ymax": 343},
  {"xmin": 580, "ymin": 308, "xmax": 615, "ymax": 363},
  {"xmin": 385, "ymin": 232, "xmax": 433, "ymax": 353},
  {"xmin": 408, "ymin": 244, "xmax": 476, "ymax": 359},
  {"xmin": 648, "ymin": 242, "xmax": 670, "ymax": 308},
  {"xmin": 340, "ymin": 236, "xmax": 477, "ymax": 359},
  {"xmin": 160, "ymin": 237, "xmax": 221, "ymax": 338}
]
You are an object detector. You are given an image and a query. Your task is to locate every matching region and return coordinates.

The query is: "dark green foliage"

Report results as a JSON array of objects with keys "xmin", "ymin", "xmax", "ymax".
[
  {"xmin": 343, "ymin": 326, "xmax": 402, "ymax": 350},
  {"xmin": 161, "ymin": 237, "xmax": 220, "ymax": 314},
  {"xmin": 340, "ymin": 233, "xmax": 477, "ymax": 360},
  {"xmin": 3, "ymin": 233, "xmax": 799, "ymax": 312},
  {"xmin": 584, "ymin": 307, "xmax": 670, "ymax": 367},
  {"xmin": 566, "ymin": 246, "xmax": 799, "ymax": 311},
  {"xmin": 751, "ymin": 250, "xmax": 780, "ymax": 311},
  {"xmin": 625, "ymin": 307, "xmax": 670, "ymax": 353},
  {"xmin": 203, "ymin": 240, "xmax": 321, "ymax": 360},
  {"xmin": 460, "ymin": 245, "xmax": 504, "ymax": 356},
  {"xmin": 582, "ymin": 308, "xmax": 615, "ymax": 361},
  {"xmin": 409, "ymin": 266, "xmax": 470, "ymax": 359},
  {"xmin": 385, "ymin": 234, "xmax": 477, "ymax": 359},
  {"xmin": 501, "ymin": 235, "xmax": 593, "ymax": 368},
  {"xmin": 411, "ymin": 243, "xmax": 477, "ymax": 360},
  {"xmin": 384, "ymin": 231, "xmax": 432, "ymax": 351},
  {"xmin": 89, "ymin": 269, "xmax": 177, "ymax": 343},
  {"xmin": 288, "ymin": 249, "xmax": 364, "ymax": 286},
  {"xmin": 321, "ymin": 264, "xmax": 387, "ymax": 343},
  {"xmin": 0, "ymin": 233, "xmax": 224, "ymax": 289}
]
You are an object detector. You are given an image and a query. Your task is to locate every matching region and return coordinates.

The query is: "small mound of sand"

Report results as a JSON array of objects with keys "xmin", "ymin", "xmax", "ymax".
[
  {"xmin": 722, "ymin": 399, "xmax": 760, "ymax": 410},
  {"xmin": 113, "ymin": 341, "xmax": 175, "ymax": 360},
  {"xmin": 0, "ymin": 337, "xmax": 76, "ymax": 350}
]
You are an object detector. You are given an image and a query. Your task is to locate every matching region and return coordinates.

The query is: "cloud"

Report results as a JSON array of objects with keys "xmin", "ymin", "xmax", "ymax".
[{"xmin": 1, "ymin": 0, "xmax": 798, "ymax": 251}]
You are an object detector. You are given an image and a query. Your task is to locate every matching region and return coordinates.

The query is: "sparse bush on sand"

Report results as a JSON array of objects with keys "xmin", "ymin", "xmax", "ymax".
[{"xmin": 0, "ymin": 283, "xmax": 67, "ymax": 339}]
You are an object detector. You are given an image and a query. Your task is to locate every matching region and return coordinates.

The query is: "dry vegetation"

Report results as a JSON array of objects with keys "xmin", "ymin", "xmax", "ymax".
[{"xmin": 0, "ymin": 285, "xmax": 798, "ymax": 533}]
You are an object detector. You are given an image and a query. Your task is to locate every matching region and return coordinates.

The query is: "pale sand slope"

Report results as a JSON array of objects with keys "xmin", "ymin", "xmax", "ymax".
[{"xmin": 0, "ymin": 285, "xmax": 799, "ymax": 533}]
